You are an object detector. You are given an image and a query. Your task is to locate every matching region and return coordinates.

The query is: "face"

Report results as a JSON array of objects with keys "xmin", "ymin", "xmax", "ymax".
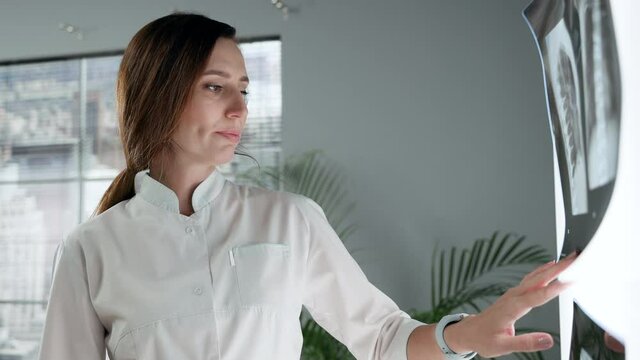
[{"xmin": 171, "ymin": 37, "xmax": 249, "ymax": 167}]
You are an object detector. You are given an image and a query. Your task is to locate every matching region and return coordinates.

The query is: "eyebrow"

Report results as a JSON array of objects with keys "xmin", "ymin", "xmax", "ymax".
[{"xmin": 202, "ymin": 69, "xmax": 250, "ymax": 83}]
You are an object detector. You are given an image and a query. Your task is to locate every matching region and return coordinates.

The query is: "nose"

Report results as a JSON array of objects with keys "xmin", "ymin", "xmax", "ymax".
[{"xmin": 225, "ymin": 91, "xmax": 248, "ymax": 120}]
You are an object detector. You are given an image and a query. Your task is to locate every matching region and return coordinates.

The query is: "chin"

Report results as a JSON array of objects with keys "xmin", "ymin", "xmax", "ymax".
[{"xmin": 212, "ymin": 151, "xmax": 236, "ymax": 166}]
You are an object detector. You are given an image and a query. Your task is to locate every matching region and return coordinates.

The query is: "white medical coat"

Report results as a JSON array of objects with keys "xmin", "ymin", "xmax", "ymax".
[{"xmin": 38, "ymin": 169, "xmax": 425, "ymax": 359}]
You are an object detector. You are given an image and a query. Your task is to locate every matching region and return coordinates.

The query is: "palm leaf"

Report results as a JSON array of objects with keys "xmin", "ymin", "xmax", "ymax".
[{"xmin": 431, "ymin": 231, "xmax": 551, "ymax": 312}]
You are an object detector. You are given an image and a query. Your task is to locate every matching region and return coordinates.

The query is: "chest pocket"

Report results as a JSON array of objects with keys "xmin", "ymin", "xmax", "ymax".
[{"xmin": 231, "ymin": 243, "xmax": 294, "ymax": 308}]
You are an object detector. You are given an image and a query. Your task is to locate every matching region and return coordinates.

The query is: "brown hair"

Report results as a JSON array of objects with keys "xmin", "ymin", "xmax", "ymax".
[{"xmin": 94, "ymin": 13, "xmax": 237, "ymax": 215}]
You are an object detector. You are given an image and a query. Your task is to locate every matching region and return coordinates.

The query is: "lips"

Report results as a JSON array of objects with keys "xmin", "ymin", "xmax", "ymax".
[{"xmin": 216, "ymin": 130, "xmax": 241, "ymax": 142}]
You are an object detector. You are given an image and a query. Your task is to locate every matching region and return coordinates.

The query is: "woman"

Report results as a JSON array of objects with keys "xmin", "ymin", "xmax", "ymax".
[{"xmin": 38, "ymin": 13, "xmax": 576, "ymax": 360}]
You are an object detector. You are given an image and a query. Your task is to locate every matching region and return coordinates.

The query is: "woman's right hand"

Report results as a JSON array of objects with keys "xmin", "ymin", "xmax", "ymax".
[{"xmin": 444, "ymin": 251, "xmax": 578, "ymax": 358}]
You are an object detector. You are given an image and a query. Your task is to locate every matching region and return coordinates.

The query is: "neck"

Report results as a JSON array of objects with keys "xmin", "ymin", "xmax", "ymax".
[{"xmin": 149, "ymin": 153, "xmax": 216, "ymax": 216}]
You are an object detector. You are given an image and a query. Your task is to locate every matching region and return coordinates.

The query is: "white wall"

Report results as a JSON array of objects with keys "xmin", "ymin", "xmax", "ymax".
[{"xmin": 0, "ymin": 0, "xmax": 560, "ymax": 356}]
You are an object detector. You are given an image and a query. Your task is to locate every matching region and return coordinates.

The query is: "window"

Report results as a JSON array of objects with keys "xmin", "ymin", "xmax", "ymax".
[{"xmin": 0, "ymin": 38, "xmax": 281, "ymax": 358}]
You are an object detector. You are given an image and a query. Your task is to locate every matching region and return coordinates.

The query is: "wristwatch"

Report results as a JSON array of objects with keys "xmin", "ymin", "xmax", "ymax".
[{"xmin": 435, "ymin": 313, "xmax": 477, "ymax": 359}]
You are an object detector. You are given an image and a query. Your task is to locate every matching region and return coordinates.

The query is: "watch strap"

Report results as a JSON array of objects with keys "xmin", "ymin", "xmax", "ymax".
[{"xmin": 435, "ymin": 313, "xmax": 477, "ymax": 359}]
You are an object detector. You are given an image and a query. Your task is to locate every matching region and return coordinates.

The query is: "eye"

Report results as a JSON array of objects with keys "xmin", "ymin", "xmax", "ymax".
[
  {"xmin": 206, "ymin": 84, "xmax": 223, "ymax": 93},
  {"xmin": 241, "ymin": 90, "xmax": 250, "ymax": 104}
]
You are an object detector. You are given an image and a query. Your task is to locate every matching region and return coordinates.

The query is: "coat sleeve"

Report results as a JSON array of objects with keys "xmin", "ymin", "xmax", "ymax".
[
  {"xmin": 295, "ymin": 196, "xmax": 426, "ymax": 360},
  {"xmin": 38, "ymin": 237, "xmax": 106, "ymax": 360}
]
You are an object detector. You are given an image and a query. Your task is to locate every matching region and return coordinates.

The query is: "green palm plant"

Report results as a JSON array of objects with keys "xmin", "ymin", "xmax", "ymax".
[{"xmin": 238, "ymin": 150, "xmax": 556, "ymax": 360}]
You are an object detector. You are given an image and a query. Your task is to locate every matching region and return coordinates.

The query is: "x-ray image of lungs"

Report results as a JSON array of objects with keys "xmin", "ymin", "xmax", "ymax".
[
  {"xmin": 524, "ymin": 0, "xmax": 621, "ymax": 252},
  {"xmin": 577, "ymin": 0, "xmax": 621, "ymax": 190},
  {"xmin": 544, "ymin": 19, "xmax": 589, "ymax": 216}
]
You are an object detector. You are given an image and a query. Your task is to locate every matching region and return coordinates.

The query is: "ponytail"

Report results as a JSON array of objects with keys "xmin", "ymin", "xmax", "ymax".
[{"xmin": 93, "ymin": 167, "xmax": 138, "ymax": 216}]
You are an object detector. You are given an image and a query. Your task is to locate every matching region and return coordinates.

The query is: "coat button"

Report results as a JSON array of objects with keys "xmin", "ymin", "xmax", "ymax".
[
  {"xmin": 193, "ymin": 287, "xmax": 202, "ymax": 295},
  {"xmin": 185, "ymin": 226, "xmax": 193, "ymax": 234}
]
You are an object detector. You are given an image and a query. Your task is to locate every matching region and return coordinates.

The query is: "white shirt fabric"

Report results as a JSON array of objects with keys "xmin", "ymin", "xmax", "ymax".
[{"xmin": 38, "ymin": 168, "xmax": 425, "ymax": 360}]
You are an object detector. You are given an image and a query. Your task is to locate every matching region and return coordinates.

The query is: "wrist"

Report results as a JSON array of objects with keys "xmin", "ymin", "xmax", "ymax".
[{"xmin": 443, "ymin": 314, "xmax": 477, "ymax": 354}]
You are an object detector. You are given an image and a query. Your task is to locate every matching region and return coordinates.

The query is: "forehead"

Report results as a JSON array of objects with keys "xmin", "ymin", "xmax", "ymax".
[{"xmin": 205, "ymin": 37, "xmax": 246, "ymax": 71}]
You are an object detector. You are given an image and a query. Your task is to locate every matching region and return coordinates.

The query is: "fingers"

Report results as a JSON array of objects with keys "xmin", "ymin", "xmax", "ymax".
[
  {"xmin": 521, "ymin": 279, "xmax": 571, "ymax": 308},
  {"xmin": 520, "ymin": 251, "xmax": 578, "ymax": 289},
  {"xmin": 478, "ymin": 332, "xmax": 555, "ymax": 358},
  {"xmin": 604, "ymin": 332, "xmax": 625, "ymax": 353},
  {"xmin": 501, "ymin": 278, "xmax": 571, "ymax": 322},
  {"xmin": 501, "ymin": 332, "xmax": 554, "ymax": 354},
  {"xmin": 520, "ymin": 260, "xmax": 557, "ymax": 283},
  {"xmin": 500, "ymin": 253, "xmax": 576, "ymax": 321},
  {"xmin": 475, "ymin": 252, "xmax": 578, "ymax": 357}
]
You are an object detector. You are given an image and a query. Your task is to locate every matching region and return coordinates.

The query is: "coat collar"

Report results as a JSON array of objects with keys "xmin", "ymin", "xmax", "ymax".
[{"xmin": 133, "ymin": 168, "xmax": 226, "ymax": 214}]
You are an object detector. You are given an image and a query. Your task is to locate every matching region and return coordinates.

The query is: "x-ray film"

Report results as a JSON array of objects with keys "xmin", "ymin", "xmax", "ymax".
[
  {"xmin": 523, "ymin": 0, "xmax": 625, "ymax": 359},
  {"xmin": 523, "ymin": 0, "xmax": 620, "ymax": 258}
]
